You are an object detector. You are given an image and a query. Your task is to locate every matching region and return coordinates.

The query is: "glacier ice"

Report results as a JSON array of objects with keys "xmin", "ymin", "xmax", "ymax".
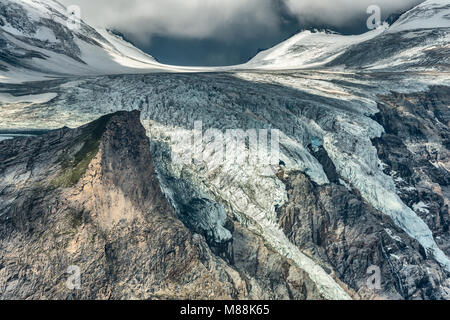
[{"xmin": 1, "ymin": 70, "xmax": 449, "ymax": 296}]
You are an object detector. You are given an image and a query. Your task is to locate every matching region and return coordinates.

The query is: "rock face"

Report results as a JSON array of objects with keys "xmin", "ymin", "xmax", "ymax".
[
  {"xmin": 1, "ymin": 77, "xmax": 449, "ymax": 300},
  {"xmin": 271, "ymin": 85, "xmax": 450, "ymax": 300},
  {"xmin": 372, "ymin": 86, "xmax": 450, "ymax": 264},
  {"xmin": 0, "ymin": 111, "xmax": 322, "ymax": 300},
  {"xmin": 276, "ymin": 169, "xmax": 449, "ymax": 300}
]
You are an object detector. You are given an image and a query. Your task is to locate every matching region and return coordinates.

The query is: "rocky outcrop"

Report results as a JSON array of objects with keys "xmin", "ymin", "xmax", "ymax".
[
  {"xmin": 372, "ymin": 86, "xmax": 449, "ymax": 257},
  {"xmin": 272, "ymin": 86, "xmax": 450, "ymax": 299},
  {"xmin": 0, "ymin": 111, "xmax": 322, "ymax": 300},
  {"xmin": 276, "ymin": 168, "xmax": 449, "ymax": 300}
]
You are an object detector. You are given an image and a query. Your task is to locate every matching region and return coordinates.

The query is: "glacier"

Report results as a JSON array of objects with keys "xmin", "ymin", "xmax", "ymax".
[{"xmin": 1, "ymin": 0, "xmax": 449, "ymax": 299}]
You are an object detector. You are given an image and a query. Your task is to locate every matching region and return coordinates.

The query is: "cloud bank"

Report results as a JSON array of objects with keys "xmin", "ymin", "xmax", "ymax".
[
  {"xmin": 60, "ymin": 0, "xmax": 281, "ymax": 43},
  {"xmin": 283, "ymin": 0, "xmax": 424, "ymax": 27},
  {"xmin": 60, "ymin": 0, "xmax": 424, "ymax": 43}
]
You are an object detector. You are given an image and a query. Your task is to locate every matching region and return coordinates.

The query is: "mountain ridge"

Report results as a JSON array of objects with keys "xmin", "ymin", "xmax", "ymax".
[
  {"xmin": 1, "ymin": 0, "xmax": 449, "ymax": 82},
  {"xmin": 0, "ymin": 110, "xmax": 330, "ymax": 300}
]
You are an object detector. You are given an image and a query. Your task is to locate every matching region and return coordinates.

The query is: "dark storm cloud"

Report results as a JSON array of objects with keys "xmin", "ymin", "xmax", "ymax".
[
  {"xmin": 60, "ymin": 0, "xmax": 282, "ymax": 43},
  {"xmin": 284, "ymin": 0, "xmax": 424, "ymax": 30},
  {"xmin": 60, "ymin": 0, "xmax": 425, "ymax": 66},
  {"xmin": 61, "ymin": 0, "xmax": 423, "ymax": 40}
]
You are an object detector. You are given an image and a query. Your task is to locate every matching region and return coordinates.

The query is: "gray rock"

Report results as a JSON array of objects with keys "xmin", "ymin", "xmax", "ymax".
[
  {"xmin": 0, "ymin": 110, "xmax": 322, "ymax": 300},
  {"xmin": 276, "ymin": 167, "xmax": 449, "ymax": 299}
]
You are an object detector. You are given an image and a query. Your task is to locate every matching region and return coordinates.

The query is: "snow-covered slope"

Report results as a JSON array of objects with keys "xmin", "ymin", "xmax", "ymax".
[
  {"xmin": 245, "ymin": 0, "xmax": 449, "ymax": 71},
  {"xmin": 328, "ymin": 0, "xmax": 450, "ymax": 71},
  {"xmin": 96, "ymin": 28, "xmax": 157, "ymax": 66},
  {"xmin": 0, "ymin": 0, "xmax": 205, "ymax": 83},
  {"xmin": 1, "ymin": 0, "xmax": 448, "ymax": 80},
  {"xmin": 389, "ymin": 0, "xmax": 450, "ymax": 32},
  {"xmin": 243, "ymin": 26, "xmax": 388, "ymax": 70}
]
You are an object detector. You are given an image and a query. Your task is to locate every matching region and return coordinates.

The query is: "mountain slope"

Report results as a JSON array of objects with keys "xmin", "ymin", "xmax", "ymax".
[
  {"xmin": 245, "ymin": 0, "xmax": 450, "ymax": 71},
  {"xmin": 0, "ymin": 0, "xmax": 189, "ymax": 83},
  {"xmin": 328, "ymin": 0, "xmax": 450, "ymax": 71},
  {"xmin": 389, "ymin": 0, "xmax": 450, "ymax": 32},
  {"xmin": 243, "ymin": 27, "xmax": 388, "ymax": 70},
  {"xmin": 2, "ymin": 70, "xmax": 449, "ymax": 299},
  {"xmin": 1, "ymin": 0, "xmax": 448, "ymax": 80},
  {"xmin": 0, "ymin": 111, "xmax": 329, "ymax": 300}
]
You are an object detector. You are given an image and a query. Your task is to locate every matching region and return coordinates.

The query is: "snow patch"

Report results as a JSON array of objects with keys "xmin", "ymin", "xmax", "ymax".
[{"xmin": 413, "ymin": 201, "xmax": 430, "ymax": 214}]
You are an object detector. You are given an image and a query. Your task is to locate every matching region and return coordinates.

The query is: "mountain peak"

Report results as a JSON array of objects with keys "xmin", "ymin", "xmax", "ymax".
[
  {"xmin": 388, "ymin": 0, "xmax": 450, "ymax": 32},
  {"xmin": 0, "ymin": 0, "xmax": 164, "ymax": 82}
]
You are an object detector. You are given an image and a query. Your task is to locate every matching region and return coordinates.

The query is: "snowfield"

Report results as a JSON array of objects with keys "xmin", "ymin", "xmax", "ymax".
[
  {"xmin": 1, "ymin": 0, "xmax": 449, "ymax": 83},
  {"xmin": 0, "ymin": 0, "xmax": 218, "ymax": 83},
  {"xmin": 388, "ymin": 0, "xmax": 450, "ymax": 33},
  {"xmin": 242, "ymin": 26, "xmax": 389, "ymax": 70}
]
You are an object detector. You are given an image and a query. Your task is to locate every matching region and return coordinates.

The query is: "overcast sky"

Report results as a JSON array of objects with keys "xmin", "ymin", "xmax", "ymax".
[{"xmin": 60, "ymin": 0, "xmax": 424, "ymax": 66}]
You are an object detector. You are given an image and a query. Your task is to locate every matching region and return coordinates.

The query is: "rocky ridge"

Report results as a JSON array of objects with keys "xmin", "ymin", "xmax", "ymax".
[{"xmin": 0, "ymin": 110, "xmax": 324, "ymax": 299}]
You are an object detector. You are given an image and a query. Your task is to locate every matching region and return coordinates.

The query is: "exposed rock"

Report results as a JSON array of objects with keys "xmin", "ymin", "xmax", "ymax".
[
  {"xmin": 276, "ymin": 169, "xmax": 449, "ymax": 300},
  {"xmin": 0, "ymin": 111, "xmax": 322, "ymax": 300},
  {"xmin": 372, "ymin": 86, "xmax": 449, "ymax": 256},
  {"xmin": 308, "ymin": 143, "xmax": 340, "ymax": 184}
]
